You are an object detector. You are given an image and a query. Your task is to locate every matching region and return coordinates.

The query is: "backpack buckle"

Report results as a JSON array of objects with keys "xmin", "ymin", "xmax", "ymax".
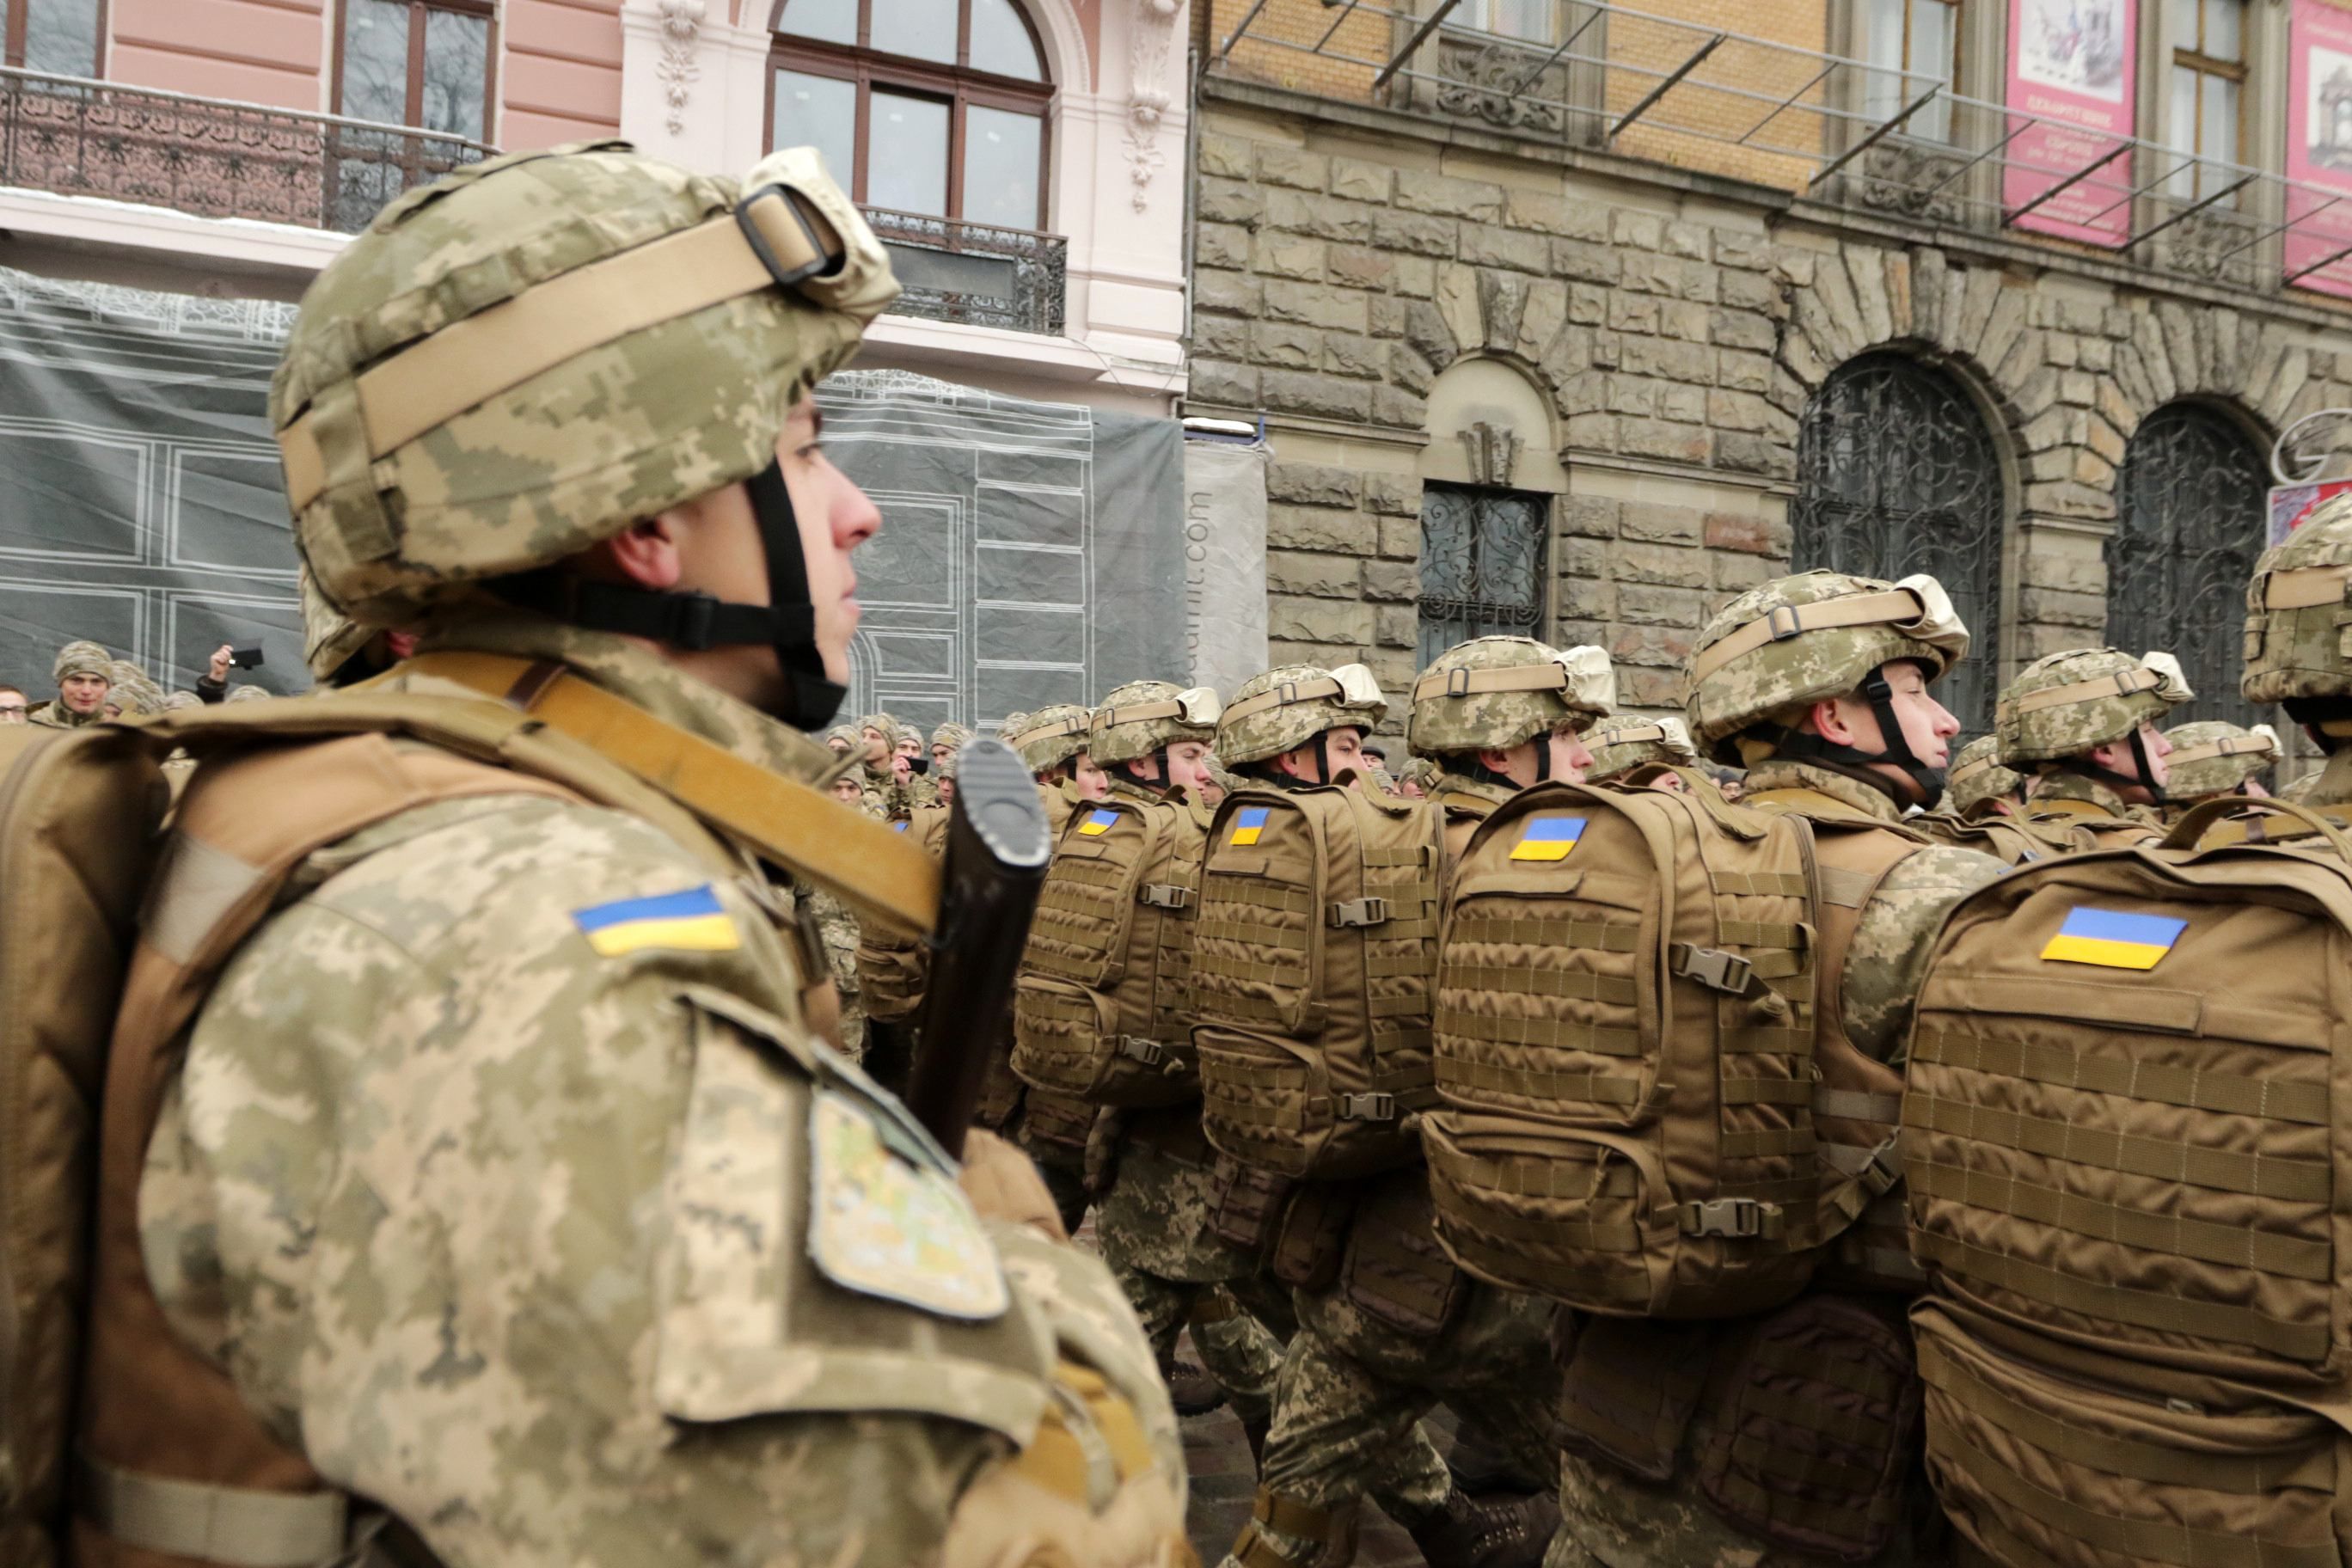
[
  {"xmin": 1859, "ymin": 1136, "xmax": 1903, "ymax": 1197},
  {"xmin": 1328, "ymin": 897, "xmax": 1391, "ymax": 928},
  {"xmin": 1679, "ymin": 1197, "xmax": 1779, "ymax": 1240},
  {"xmin": 1337, "ymin": 1092, "xmax": 1397, "ymax": 1121},
  {"xmin": 1117, "ymin": 1037, "xmax": 1169, "ymax": 1065},
  {"xmin": 1669, "ymin": 942, "xmax": 1756, "ymax": 995},
  {"xmin": 1139, "ymin": 883, "xmax": 1194, "ymax": 910}
]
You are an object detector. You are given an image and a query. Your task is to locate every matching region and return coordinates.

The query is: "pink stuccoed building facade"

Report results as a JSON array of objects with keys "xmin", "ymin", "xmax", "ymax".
[{"xmin": 0, "ymin": 0, "xmax": 1191, "ymax": 414}]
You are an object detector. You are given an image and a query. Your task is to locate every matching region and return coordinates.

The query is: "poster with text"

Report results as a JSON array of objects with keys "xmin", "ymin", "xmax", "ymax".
[
  {"xmin": 2286, "ymin": 0, "xmax": 2352, "ymax": 297},
  {"xmin": 2005, "ymin": 0, "xmax": 2137, "ymax": 245}
]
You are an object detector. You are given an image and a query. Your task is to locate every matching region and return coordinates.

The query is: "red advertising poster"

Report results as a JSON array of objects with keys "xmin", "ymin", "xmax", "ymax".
[
  {"xmin": 2286, "ymin": 0, "xmax": 2352, "ymax": 297},
  {"xmin": 2005, "ymin": 0, "xmax": 2138, "ymax": 246}
]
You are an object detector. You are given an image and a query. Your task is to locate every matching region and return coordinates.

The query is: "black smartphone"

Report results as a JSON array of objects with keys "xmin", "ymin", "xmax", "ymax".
[{"xmin": 229, "ymin": 647, "xmax": 266, "ymax": 669}]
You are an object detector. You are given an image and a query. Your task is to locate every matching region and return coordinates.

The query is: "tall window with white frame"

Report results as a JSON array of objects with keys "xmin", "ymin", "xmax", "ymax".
[
  {"xmin": 331, "ymin": 0, "xmax": 495, "ymax": 229},
  {"xmin": 1, "ymin": 0, "xmax": 103, "ymax": 76},
  {"xmin": 1863, "ymin": 0, "xmax": 1957, "ymax": 142},
  {"xmin": 2165, "ymin": 0, "xmax": 2245, "ymax": 199}
]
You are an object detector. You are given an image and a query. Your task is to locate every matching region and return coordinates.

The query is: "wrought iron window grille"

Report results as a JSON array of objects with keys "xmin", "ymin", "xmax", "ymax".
[
  {"xmin": 1417, "ymin": 480, "xmax": 1548, "ymax": 668},
  {"xmin": 862, "ymin": 204, "xmax": 1068, "ymax": 335}
]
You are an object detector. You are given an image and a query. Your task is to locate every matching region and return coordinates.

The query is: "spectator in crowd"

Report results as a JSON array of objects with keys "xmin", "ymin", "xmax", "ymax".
[
  {"xmin": 102, "ymin": 660, "xmax": 167, "ymax": 718},
  {"xmin": 224, "ymin": 686, "xmax": 271, "ymax": 704},
  {"xmin": 193, "ymin": 644, "xmax": 238, "ymax": 702},
  {"xmin": 0, "ymin": 685, "xmax": 26, "ymax": 723},
  {"xmin": 28, "ymin": 641, "xmax": 112, "ymax": 727}
]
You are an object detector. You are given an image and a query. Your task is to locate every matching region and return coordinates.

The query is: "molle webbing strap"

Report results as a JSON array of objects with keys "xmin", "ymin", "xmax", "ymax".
[
  {"xmin": 2012, "ymin": 665, "xmax": 2162, "ymax": 714},
  {"xmin": 393, "ymin": 652, "xmax": 940, "ymax": 936},
  {"xmin": 1221, "ymin": 677, "xmax": 1344, "ymax": 725},
  {"xmin": 1602, "ymin": 721, "xmax": 1674, "ymax": 747},
  {"xmin": 2261, "ymin": 563, "xmax": 2352, "ymax": 609},
  {"xmin": 1912, "ymin": 1028, "xmax": 2328, "ymax": 1124},
  {"xmin": 1687, "ymin": 588, "xmax": 1926, "ymax": 684},
  {"xmin": 278, "ymin": 193, "xmax": 834, "ymax": 512},
  {"xmin": 1409, "ymin": 664, "xmax": 1570, "ymax": 700},
  {"xmin": 1004, "ymin": 712, "xmax": 1092, "ymax": 755},
  {"xmin": 77, "ymin": 1454, "xmax": 347, "ymax": 1568},
  {"xmin": 1903, "ymin": 1090, "xmax": 2330, "ymax": 1203}
]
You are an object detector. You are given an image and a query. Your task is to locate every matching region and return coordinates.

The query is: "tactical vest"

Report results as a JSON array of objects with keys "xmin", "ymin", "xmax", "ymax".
[
  {"xmin": 1191, "ymin": 782, "xmax": 1443, "ymax": 1180},
  {"xmin": 2023, "ymin": 793, "xmax": 2163, "ymax": 849},
  {"xmin": 1912, "ymin": 808, "xmax": 2078, "ymax": 867},
  {"xmin": 1905, "ymin": 795, "xmax": 2352, "ymax": 1568},
  {"xmin": 1011, "ymin": 790, "xmax": 1209, "ymax": 1107},
  {"xmin": 1424, "ymin": 780, "xmax": 1921, "ymax": 1320}
]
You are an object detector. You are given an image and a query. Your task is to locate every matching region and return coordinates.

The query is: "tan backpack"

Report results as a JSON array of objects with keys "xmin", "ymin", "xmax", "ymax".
[
  {"xmin": 1190, "ymin": 782, "xmax": 1444, "ymax": 1180},
  {"xmin": 1422, "ymin": 780, "xmax": 1910, "ymax": 1319},
  {"xmin": 1011, "ymin": 793, "xmax": 1208, "ymax": 1107},
  {"xmin": 1904, "ymin": 796, "xmax": 2352, "ymax": 1568}
]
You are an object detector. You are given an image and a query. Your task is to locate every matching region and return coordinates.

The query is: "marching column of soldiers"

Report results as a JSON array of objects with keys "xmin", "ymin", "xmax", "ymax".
[{"xmin": 3, "ymin": 134, "xmax": 2349, "ymax": 1568}]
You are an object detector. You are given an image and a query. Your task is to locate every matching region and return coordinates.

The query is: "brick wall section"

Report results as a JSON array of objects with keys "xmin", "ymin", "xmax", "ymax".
[{"xmin": 1192, "ymin": 88, "xmax": 2352, "ymax": 715}]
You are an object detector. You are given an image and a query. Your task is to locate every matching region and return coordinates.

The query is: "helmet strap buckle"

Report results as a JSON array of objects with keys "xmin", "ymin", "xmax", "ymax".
[
  {"xmin": 1766, "ymin": 604, "xmax": 1805, "ymax": 641},
  {"xmin": 1445, "ymin": 668, "xmax": 1472, "ymax": 697},
  {"xmin": 734, "ymin": 184, "xmax": 836, "ymax": 288}
]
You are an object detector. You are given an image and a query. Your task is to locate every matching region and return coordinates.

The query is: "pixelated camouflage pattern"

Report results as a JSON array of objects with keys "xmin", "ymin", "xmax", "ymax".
[
  {"xmin": 138, "ymin": 618, "xmax": 1176, "ymax": 1565},
  {"xmin": 1216, "ymin": 664, "xmax": 1387, "ymax": 767},
  {"xmin": 102, "ymin": 662, "xmax": 165, "ymax": 716},
  {"xmin": 1684, "ymin": 572, "xmax": 1967, "ymax": 759},
  {"xmin": 302, "ymin": 562, "xmax": 376, "ymax": 681},
  {"xmin": 1393, "ymin": 756, "xmax": 1442, "ymax": 791},
  {"xmin": 1743, "ymin": 759, "xmax": 2004, "ymax": 1064},
  {"xmin": 2025, "ymin": 771, "xmax": 2165, "ymax": 840},
  {"xmin": 1945, "ymin": 734, "xmax": 2022, "ymax": 815},
  {"xmin": 808, "ymin": 885, "xmax": 866, "ymax": 1060},
  {"xmin": 1090, "ymin": 680, "xmax": 1218, "ymax": 766},
  {"xmin": 2162, "ymin": 720, "xmax": 2280, "ymax": 800},
  {"xmin": 51, "ymin": 640, "xmax": 111, "ymax": 684},
  {"xmin": 1010, "ymin": 703, "xmax": 1094, "ymax": 773},
  {"xmin": 1996, "ymin": 647, "xmax": 2190, "ymax": 765},
  {"xmin": 930, "ymin": 722, "xmax": 974, "ymax": 752},
  {"xmin": 2245, "ymin": 496, "xmax": 2352, "ymax": 703},
  {"xmin": 282, "ymin": 144, "xmax": 898, "ymax": 629},
  {"xmin": 1407, "ymin": 638, "xmax": 1613, "ymax": 757},
  {"xmin": 1583, "ymin": 714, "xmax": 1700, "ymax": 783}
]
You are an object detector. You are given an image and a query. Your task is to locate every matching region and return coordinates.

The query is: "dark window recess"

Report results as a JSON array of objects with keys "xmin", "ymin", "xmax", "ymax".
[{"xmin": 1417, "ymin": 482, "xmax": 1548, "ymax": 668}]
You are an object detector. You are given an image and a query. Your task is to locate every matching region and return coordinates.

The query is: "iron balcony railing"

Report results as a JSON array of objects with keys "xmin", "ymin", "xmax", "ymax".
[
  {"xmin": 863, "ymin": 205, "xmax": 1068, "ymax": 336},
  {"xmin": 0, "ymin": 65, "xmax": 493, "ymax": 233}
]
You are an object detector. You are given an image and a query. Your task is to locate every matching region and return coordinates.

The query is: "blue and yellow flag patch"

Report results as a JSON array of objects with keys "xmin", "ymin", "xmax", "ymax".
[
  {"xmin": 1078, "ymin": 808, "xmax": 1119, "ymax": 836},
  {"xmin": 891, "ymin": 820, "xmax": 909, "ymax": 832},
  {"xmin": 1229, "ymin": 805, "xmax": 1271, "ymax": 846},
  {"xmin": 572, "ymin": 885, "xmax": 740, "ymax": 958},
  {"xmin": 2040, "ymin": 907, "xmax": 2186, "ymax": 971},
  {"xmin": 1510, "ymin": 816, "xmax": 1588, "ymax": 862}
]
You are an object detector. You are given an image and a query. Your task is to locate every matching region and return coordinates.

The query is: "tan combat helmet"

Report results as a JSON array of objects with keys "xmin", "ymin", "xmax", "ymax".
[
  {"xmin": 1946, "ymin": 735, "xmax": 2024, "ymax": 815},
  {"xmin": 1006, "ymin": 703, "xmax": 1095, "ymax": 775},
  {"xmin": 1582, "ymin": 714, "xmax": 1700, "ymax": 784},
  {"xmin": 1996, "ymin": 647, "xmax": 2192, "ymax": 799},
  {"xmin": 1685, "ymin": 570, "xmax": 1970, "ymax": 796},
  {"xmin": 1215, "ymin": 663, "xmax": 1387, "ymax": 770},
  {"xmin": 275, "ymin": 141, "xmax": 898, "ymax": 729},
  {"xmin": 1406, "ymin": 636, "xmax": 1614, "ymax": 782},
  {"xmin": 2161, "ymin": 720, "xmax": 2280, "ymax": 801},
  {"xmin": 1091, "ymin": 680, "xmax": 1222, "ymax": 770}
]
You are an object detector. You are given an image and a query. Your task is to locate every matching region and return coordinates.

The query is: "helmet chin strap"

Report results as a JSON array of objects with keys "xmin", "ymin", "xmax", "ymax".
[
  {"xmin": 1773, "ymin": 669, "xmax": 1945, "ymax": 802},
  {"xmin": 487, "ymin": 457, "xmax": 846, "ymax": 730},
  {"xmin": 2063, "ymin": 726, "xmax": 2166, "ymax": 805}
]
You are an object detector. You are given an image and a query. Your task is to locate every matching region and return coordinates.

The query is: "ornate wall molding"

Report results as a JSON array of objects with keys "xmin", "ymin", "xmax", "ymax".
[
  {"xmin": 657, "ymin": 0, "xmax": 707, "ymax": 135},
  {"xmin": 1124, "ymin": 0, "xmax": 1180, "ymax": 211}
]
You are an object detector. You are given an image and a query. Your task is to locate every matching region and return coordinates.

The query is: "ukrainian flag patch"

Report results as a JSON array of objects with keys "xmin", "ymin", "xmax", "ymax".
[
  {"xmin": 892, "ymin": 820, "xmax": 910, "ymax": 832},
  {"xmin": 1510, "ymin": 816, "xmax": 1588, "ymax": 862},
  {"xmin": 2040, "ymin": 907, "xmax": 2187, "ymax": 971},
  {"xmin": 1229, "ymin": 805, "xmax": 1271, "ymax": 846},
  {"xmin": 1079, "ymin": 808, "xmax": 1119, "ymax": 836},
  {"xmin": 572, "ymin": 885, "xmax": 740, "ymax": 958}
]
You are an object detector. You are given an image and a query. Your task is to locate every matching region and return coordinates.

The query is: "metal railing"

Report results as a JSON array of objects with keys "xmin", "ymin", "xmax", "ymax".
[
  {"xmin": 0, "ymin": 65, "xmax": 493, "ymax": 232},
  {"xmin": 1210, "ymin": 0, "xmax": 2352, "ymax": 296},
  {"xmin": 864, "ymin": 205, "xmax": 1068, "ymax": 335}
]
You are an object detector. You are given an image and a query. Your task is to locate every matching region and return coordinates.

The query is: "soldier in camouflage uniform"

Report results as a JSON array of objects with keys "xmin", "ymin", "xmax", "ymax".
[
  {"xmin": 101, "ymin": 660, "xmax": 166, "ymax": 717},
  {"xmin": 824, "ymin": 722, "xmax": 858, "ymax": 754},
  {"xmin": 28, "ymin": 640, "xmax": 112, "ymax": 728},
  {"xmin": 79, "ymin": 143, "xmax": 1183, "ymax": 1567},
  {"xmin": 2157, "ymin": 719, "xmax": 2279, "ymax": 823},
  {"xmin": 1997, "ymin": 647, "xmax": 2192, "ymax": 847},
  {"xmin": 1911, "ymin": 734, "xmax": 2080, "ymax": 863},
  {"xmin": 1217, "ymin": 655, "xmax": 1565, "ymax": 1568},
  {"xmin": 929, "ymin": 720, "xmax": 972, "ymax": 770},
  {"xmin": 894, "ymin": 721, "xmax": 940, "ymax": 809},
  {"xmin": 1576, "ymin": 712, "xmax": 1700, "ymax": 786},
  {"xmin": 1542, "ymin": 571, "xmax": 2006, "ymax": 1568},
  {"xmin": 1008, "ymin": 702, "xmax": 1110, "ymax": 821},
  {"xmin": 2233, "ymin": 494, "xmax": 2352, "ymax": 818}
]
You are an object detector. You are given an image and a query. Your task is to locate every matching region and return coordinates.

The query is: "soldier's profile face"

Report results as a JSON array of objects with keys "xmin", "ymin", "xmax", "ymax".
[
  {"xmin": 1070, "ymin": 750, "xmax": 1112, "ymax": 800},
  {"xmin": 1546, "ymin": 724, "xmax": 1595, "ymax": 784},
  {"xmin": 776, "ymin": 397, "xmax": 882, "ymax": 684}
]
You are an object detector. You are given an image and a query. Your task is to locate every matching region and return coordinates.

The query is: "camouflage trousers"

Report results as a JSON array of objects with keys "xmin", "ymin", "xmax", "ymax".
[
  {"xmin": 1220, "ymin": 1276, "xmax": 1561, "ymax": 1565},
  {"xmin": 1012, "ymin": 1114, "xmax": 1092, "ymax": 1236}
]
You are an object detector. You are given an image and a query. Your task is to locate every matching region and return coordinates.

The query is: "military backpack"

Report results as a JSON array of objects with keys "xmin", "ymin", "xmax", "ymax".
[{"xmin": 1190, "ymin": 781, "xmax": 1444, "ymax": 1180}]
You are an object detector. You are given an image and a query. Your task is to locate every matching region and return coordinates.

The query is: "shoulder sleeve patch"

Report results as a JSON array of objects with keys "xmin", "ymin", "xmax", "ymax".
[
  {"xmin": 572, "ymin": 885, "xmax": 740, "ymax": 957},
  {"xmin": 807, "ymin": 1090, "xmax": 1009, "ymax": 1321}
]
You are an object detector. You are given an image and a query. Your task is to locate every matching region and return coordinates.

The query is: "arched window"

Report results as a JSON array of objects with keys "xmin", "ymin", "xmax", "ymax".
[
  {"xmin": 769, "ymin": 0, "xmax": 1051, "ymax": 232},
  {"xmin": 2110, "ymin": 402, "xmax": 2268, "ymax": 726},
  {"xmin": 1792, "ymin": 353, "xmax": 2006, "ymax": 733}
]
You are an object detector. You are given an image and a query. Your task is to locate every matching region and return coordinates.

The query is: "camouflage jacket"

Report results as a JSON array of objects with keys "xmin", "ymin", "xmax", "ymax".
[
  {"xmin": 2023, "ymin": 769, "xmax": 2164, "ymax": 846},
  {"xmin": 26, "ymin": 698, "xmax": 95, "ymax": 729},
  {"xmin": 138, "ymin": 619, "xmax": 1175, "ymax": 1567}
]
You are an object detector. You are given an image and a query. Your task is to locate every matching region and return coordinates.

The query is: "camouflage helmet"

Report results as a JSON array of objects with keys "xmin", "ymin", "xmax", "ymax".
[
  {"xmin": 1090, "ymin": 680, "xmax": 1222, "ymax": 765},
  {"xmin": 2245, "ymin": 497, "xmax": 2352, "ymax": 704},
  {"xmin": 1216, "ymin": 663, "xmax": 1387, "ymax": 767},
  {"xmin": 1005, "ymin": 703, "xmax": 1094, "ymax": 773},
  {"xmin": 52, "ymin": 640, "xmax": 111, "ymax": 684},
  {"xmin": 929, "ymin": 721, "xmax": 973, "ymax": 752},
  {"xmin": 1393, "ymin": 754, "xmax": 1443, "ymax": 792},
  {"xmin": 1685, "ymin": 571, "xmax": 1970, "ymax": 761},
  {"xmin": 224, "ymin": 685, "xmax": 273, "ymax": 704},
  {"xmin": 1406, "ymin": 637, "xmax": 1614, "ymax": 757},
  {"xmin": 276, "ymin": 141, "xmax": 898, "ymax": 638},
  {"xmin": 301, "ymin": 562, "xmax": 376, "ymax": 683},
  {"xmin": 162, "ymin": 690, "xmax": 203, "ymax": 713},
  {"xmin": 1582, "ymin": 713, "xmax": 1700, "ymax": 782},
  {"xmin": 103, "ymin": 662, "xmax": 164, "ymax": 716},
  {"xmin": 1996, "ymin": 648, "xmax": 2193, "ymax": 765},
  {"xmin": 1945, "ymin": 735, "xmax": 2024, "ymax": 814},
  {"xmin": 2161, "ymin": 720, "xmax": 2281, "ymax": 799}
]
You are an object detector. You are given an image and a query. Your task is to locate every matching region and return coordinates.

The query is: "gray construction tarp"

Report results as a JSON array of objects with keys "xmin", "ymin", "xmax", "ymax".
[{"xmin": 0, "ymin": 268, "xmax": 1225, "ymax": 722}]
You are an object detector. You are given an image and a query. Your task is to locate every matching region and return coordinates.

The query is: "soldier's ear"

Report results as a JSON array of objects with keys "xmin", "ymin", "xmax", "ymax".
[
  {"xmin": 591, "ymin": 515, "xmax": 685, "ymax": 591},
  {"xmin": 1807, "ymin": 695, "xmax": 1859, "ymax": 748}
]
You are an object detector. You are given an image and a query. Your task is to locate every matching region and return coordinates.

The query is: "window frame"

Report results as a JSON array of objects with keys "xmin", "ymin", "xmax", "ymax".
[
  {"xmin": 330, "ymin": 0, "xmax": 499, "ymax": 139},
  {"xmin": 5, "ymin": 0, "xmax": 107, "ymax": 75},
  {"xmin": 2169, "ymin": 0, "xmax": 2247, "ymax": 195},
  {"xmin": 1865, "ymin": 0, "xmax": 1960, "ymax": 140},
  {"xmin": 767, "ymin": 0, "xmax": 1056, "ymax": 231}
]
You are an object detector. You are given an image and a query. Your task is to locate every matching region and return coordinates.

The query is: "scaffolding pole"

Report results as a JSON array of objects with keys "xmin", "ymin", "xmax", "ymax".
[
  {"xmin": 1607, "ymin": 33, "xmax": 1724, "ymax": 142},
  {"xmin": 1805, "ymin": 84, "xmax": 1945, "ymax": 188}
]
